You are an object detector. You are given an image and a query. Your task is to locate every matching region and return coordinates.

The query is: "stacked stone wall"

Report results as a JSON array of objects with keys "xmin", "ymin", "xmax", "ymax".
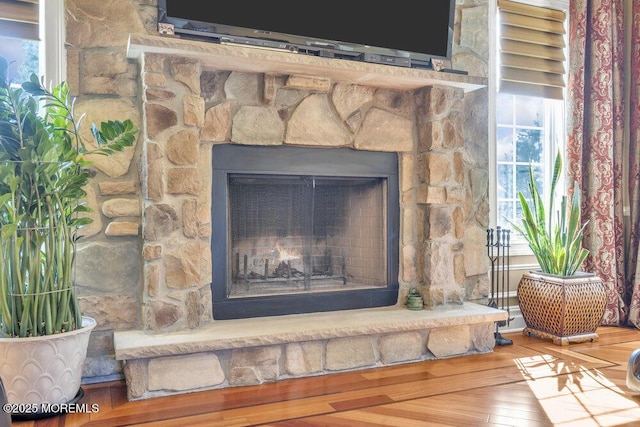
[
  {"xmin": 62, "ymin": 0, "xmax": 491, "ymax": 383},
  {"xmin": 138, "ymin": 58, "xmax": 472, "ymax": 332}
]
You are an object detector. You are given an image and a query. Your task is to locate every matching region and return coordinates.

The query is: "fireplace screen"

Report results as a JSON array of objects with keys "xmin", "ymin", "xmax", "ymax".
[
  {"xmin": 211, "ymin": 144, "xmax": 399, "ymax": 319},
  {"xmin": 228, "ymin": 174, "xmax": 387, "ymax": 298}
]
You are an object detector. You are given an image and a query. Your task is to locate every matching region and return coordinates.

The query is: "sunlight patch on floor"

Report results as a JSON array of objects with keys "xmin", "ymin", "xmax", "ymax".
[{"xmin": 516, "ymin": 355, "xmax": 640, "ymax": 426}]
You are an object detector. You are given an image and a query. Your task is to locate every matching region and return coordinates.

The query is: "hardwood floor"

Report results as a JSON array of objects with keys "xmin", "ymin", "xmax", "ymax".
[{"xmin": 12, "ymin": 326, "xmax": 640, "ymax": 426}]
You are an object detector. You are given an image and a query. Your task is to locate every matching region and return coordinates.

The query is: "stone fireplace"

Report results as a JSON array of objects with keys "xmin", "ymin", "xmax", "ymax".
[{"xmin": 113, "ymin": 34, "xmax": 506, "ymax": 400}]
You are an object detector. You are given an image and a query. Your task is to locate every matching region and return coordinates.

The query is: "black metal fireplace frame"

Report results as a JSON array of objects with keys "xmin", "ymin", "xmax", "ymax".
[{"xmin": 211, "ymin": 144, "xmax": 400, "ymax": 320}]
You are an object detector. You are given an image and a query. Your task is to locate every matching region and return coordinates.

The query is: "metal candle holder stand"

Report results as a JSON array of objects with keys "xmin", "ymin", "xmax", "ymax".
[{"xmin": 486, "ymin": 227, "xmax": 513, "ymax": 346}]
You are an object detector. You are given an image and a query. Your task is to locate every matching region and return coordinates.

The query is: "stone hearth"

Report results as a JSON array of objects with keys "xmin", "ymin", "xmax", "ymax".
[
  {"xmin": 116, "ymin": 304, "xmax": 506, "ymax": 400},
  {"xmin": 113, "ymin": 34, "xmax": 502, "ymax": 400}
]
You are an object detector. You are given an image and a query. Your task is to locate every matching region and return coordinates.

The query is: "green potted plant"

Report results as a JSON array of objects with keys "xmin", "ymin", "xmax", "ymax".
[
  {"xmin": 0, "ymin": 57, "xmax": 138, "ymax": 411},
  {"xmin": 509, "ymin": 150, "xmax": 607, "ymax": 345}
]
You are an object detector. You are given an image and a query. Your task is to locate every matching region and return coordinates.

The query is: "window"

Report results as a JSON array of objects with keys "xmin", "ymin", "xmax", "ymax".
[
  {"xmin": 0, "ymin": 36, "xmax": 38, "ymax": 83},
  {"xmin": 491, "ymin": 0, "xmax": 569, "ymax": 252},
  {"xmin": 0, "ymin": 0, "xmax": 65, "ymax": 86},
  {"xmin": 495, "ymin": 93, "xmax": 565, "ymax": 235}
]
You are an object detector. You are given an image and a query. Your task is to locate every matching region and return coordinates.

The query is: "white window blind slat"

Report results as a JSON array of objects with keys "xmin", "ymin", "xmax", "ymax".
[
  {"xmin": 500, "ymin": 53, "xmax": 565, "ymax": 75},
  {"xmin": 499, "ymin": 0, "xmax": 565, "ymax": 21},
  {"xmin": 501, "ymin": 67, "xmax": 565, "ymax": 88},
  {"xmin": 500, "ymin": 39, "xmax": 565, "ymax": 61},
  {"xmin": 500, "ymin": 25, "xmax": 566, "ymax": 48},
  {"xmin": 500, "ymin": 11, "xmax": 565, "ymax": 34}
]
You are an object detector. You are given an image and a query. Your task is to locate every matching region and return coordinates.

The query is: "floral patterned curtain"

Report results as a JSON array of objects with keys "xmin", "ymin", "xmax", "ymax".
[
  {"xmin": 567, "ymin": 0, "xmax": 640, "ymax": 326},
  {"xmin": 626, "ymin": 1, "xmax": 640, "ymax": 326}
]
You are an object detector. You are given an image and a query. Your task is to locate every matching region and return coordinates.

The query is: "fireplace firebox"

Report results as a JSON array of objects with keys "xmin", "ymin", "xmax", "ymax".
[{"xmin": 211, "ymin": 144, "xmax": 399, "ymax": 319}]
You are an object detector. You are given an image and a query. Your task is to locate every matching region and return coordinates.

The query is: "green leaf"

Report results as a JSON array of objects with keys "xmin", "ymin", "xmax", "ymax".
[
  {"xmin": 0, "ymin": 57, "xmax": 138, "ymax": 336},
  {"xmin": 506, "ymin": 149, "xmax": 590, "ymax": 276}
]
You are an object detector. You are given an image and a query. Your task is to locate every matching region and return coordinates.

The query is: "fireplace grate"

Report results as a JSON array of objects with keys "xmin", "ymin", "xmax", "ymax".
[{"xmin": 231, "ymin": 252, "xmax": 347, "ymax": 296}]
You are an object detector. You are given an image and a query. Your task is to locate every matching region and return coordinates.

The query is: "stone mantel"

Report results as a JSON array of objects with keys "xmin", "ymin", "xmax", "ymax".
[{"xmin": 127, "ymin": 34, "xmax": 487, "ymax": 92}]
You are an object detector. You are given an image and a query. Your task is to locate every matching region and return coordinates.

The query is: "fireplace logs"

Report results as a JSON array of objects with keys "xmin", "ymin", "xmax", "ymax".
[{"xmin": 230, "ymin": 250, "xmax": 347, "ymax": 295}]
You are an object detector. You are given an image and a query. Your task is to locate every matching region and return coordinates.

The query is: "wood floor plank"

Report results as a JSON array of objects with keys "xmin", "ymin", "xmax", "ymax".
[
  {"xmin": 422, "ymin": 386, "xmax": 547, "ymax": 418},
  {"xmin": 328, "ymin": 394, "xmax": 395, "ymax": 411}
]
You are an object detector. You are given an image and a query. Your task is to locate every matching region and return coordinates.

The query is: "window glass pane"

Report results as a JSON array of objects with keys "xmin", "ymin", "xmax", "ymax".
[
  {"xmin": 532, "ymin": 165, "xmax": 544, "ymax": 197},
  {"xmin": 496, "ymin": 93, "xmax": 514, "ymax": 125},
  {"xmin": 515, "ymin": 128, "xmax": 542, "ymax": 163},
  {"xmin": 497, "ymin": 201, "xmax": 513, "ymax": 226},
  {"xmin": 496, "ymin": 127, "xmax": 514, "ymax": 161},
  {"xmin": 516, "ymin": 165, "xmax": 544, "ymax": 197},
  {"xmin": 515, "ymin": 96, "xmax": 544, "ymax": 127},
  {"xmin": 515, "ymin": 201, "xmax": 525, "ymax": 224},
  {"xmin": 497, "ymin": 164, "xmax": 513, "ymax": 199},
  {"xmin": 0, "ymin": 36, "xmax": 39, "ymax": 83}
]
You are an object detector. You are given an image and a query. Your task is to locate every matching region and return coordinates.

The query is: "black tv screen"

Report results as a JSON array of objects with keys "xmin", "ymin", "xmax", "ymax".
[{"xmin": 157, "ymin": 0, "xmax": 456, "ymax": 68}]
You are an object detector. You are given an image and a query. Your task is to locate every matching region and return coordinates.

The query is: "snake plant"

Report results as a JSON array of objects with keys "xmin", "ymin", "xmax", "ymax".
[
  {"xmin": 0, "ymin": 57, "xmax": 138, "ymax": 337},
  {"xmin": 509, "ymin": 150, "xmax": 590, "ymax": 277}
]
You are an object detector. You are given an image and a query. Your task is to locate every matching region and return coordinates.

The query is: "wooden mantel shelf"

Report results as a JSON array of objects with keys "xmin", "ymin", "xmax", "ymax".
[{"xmin": 127, "ymin": 34, "xmax": 487, "ymax": 93}]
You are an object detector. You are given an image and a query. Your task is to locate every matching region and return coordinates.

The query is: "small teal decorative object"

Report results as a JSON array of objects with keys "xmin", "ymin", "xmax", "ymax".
[{"xmin": 406, "ymin": 288, "xmax": 424, "ymax": 310}]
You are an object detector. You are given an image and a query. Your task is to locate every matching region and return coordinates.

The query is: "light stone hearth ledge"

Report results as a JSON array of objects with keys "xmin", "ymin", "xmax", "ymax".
[
  {"xmin": 115, "ymin": 303, "xmax": 507, "ymax": 358},
  {"xmin": 127, "ymin": 34, "xmax": 487, "ymax": 93},
  {"xmin": 114, "ymin": 303, "xmax": 507, "ymax": 400}
]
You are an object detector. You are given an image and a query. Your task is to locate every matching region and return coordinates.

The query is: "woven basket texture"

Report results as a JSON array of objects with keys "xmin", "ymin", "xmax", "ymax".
[{"xmin": 517, "ymin": 272, "xmax": 607, "ymax": 338}]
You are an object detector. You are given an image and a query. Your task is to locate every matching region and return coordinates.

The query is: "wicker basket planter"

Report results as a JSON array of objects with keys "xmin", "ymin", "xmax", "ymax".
[{"xmin": 517, "ymin": 271, "xmax": 607, "ymax": 346}]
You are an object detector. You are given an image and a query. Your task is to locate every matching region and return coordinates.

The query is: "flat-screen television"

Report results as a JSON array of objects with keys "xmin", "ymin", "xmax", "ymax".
[{"xmin": 157, "ymin": 0, "xmax": 456, "ymax": 69}]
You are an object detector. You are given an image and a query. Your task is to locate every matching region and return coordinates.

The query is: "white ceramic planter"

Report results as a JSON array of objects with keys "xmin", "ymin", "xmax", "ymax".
[{"xmin": 0, "ymin": 316, "xmax": 96, "ymax": 405}]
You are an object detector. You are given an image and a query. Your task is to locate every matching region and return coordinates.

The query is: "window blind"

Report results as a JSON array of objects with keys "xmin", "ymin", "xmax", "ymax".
[
  {"xmin": 0, "ymin": 0, "xmax": 38, "ymax": 40},
  {"xmin": 498, "ymin": 0, "xmax": 566, "ymax": 100}
]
